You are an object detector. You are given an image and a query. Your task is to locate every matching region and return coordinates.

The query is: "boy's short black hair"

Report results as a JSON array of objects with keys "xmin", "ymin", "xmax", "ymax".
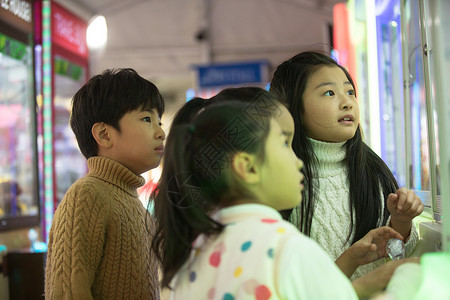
[{"xmin": 70, "ymin": 68, "xmax": 165, "ymax": 159}]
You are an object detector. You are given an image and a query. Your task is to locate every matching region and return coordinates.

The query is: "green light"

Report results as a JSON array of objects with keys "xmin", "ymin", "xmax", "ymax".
[
  {"xmin": 414, "ymin": 252, "xmax": 450, "ymax": 299},
  {"xmin": 385, "ymin": 252, "xmax": 450, "ymax": 299},
  {"xmin": 42, "ymin": 0, "xmax": 53, "ymax": 242}
]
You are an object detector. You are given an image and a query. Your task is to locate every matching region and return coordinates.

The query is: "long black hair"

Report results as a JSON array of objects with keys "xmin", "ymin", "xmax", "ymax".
[
  {"xmin": 151, "ymin": 99, "xmax": 274, "ymax": 288},
  {"xmin": 270, "ymin": 51, "xmax": 399, "ymax": 245}
]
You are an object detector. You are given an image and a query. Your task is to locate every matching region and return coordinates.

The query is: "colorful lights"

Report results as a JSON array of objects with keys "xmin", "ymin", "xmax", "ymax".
[{"xmin": 42, "ymin": 0, "xmax": 53, "ymax": 241}]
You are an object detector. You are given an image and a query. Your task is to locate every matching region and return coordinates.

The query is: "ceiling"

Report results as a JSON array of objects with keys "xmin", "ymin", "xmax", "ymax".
[{"xmin": 55, "ymin": 0, "xmax": 344, "ymax": 118}]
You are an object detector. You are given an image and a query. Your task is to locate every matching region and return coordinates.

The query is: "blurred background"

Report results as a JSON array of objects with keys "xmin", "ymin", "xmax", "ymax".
[{"xmin": 0, "ymin": 0, "xmax": 449, "ymax": 298}]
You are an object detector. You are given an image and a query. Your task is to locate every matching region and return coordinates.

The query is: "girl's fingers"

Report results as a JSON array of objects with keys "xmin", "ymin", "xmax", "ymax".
[{"xmin": 396, "ymin": 189, "xmax": 408, "ymax": 210}]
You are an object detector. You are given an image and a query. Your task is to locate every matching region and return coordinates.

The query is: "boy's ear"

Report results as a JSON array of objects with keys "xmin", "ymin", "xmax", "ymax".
[
  {"xmin": 92, "ymin": 122, "xmax": 112, "ymax": 148},
  {"xmin": 231, "ymin": 152, "xmax": 260, "ymax": 184}
]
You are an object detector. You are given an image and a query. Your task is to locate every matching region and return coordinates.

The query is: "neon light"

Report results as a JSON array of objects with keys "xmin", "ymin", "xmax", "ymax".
[
  {"xmin": 412, "ymin": 82, "xmax": 421, "ymax": 189},
  {"xmin": 42, "ymin": 1, "xmax": 53, "ymax": 241}
]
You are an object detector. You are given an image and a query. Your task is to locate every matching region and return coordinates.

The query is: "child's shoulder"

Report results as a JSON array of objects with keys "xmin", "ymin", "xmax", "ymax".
[
  {"xmin": 63, "ymin": 175, "xmax": 112, "ymax": 202},
  {"xmin": 54, "ymin": 176, "xmax": 114, "ymax": 220},
  {"xmin": 225, "ymin": 217, "xmax": 301, "ymax": 243}
]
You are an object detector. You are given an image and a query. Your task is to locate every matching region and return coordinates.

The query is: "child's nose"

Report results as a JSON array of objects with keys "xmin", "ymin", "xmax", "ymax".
[
  {"xmin": 340, "ymin": 99, "xmax": 353, "ymax": 110},
  {"xmin": 156, "ymin": 126, "xmax": 166, "ymax": 140},
  {"xmin": 297, "ymin": 158, "xmax": 304, "ymax": 170}
]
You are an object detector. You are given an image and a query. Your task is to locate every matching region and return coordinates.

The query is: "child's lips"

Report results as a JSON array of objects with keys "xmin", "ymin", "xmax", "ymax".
[
  {"xmin": 155, "ymin": 146, "xmax": 165, "ymax": 153},
  {"xmin": 299, "ymin": 174, "xmax": 304, "ymax": 189},
  {"xmin": 338, "ymin": 114, "xmax": 355, "ymax": 124}
]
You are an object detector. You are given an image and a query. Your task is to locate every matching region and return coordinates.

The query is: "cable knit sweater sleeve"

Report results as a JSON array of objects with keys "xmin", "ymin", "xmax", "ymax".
[{"xmin": 45, "ymin": 177, "xmax": 111, "ymax": 300}]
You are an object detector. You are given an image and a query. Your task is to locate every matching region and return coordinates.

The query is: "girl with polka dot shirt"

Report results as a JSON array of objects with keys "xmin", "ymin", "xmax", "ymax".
[{"xmin": 151, "ymin": 92, "xmax": 401, "ymax": 299}]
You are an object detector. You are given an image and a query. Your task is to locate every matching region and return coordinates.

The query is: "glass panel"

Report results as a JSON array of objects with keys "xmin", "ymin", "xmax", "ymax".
[
  {"xmin": 375, "ymin": 0, "xmax": 407, "ymax": 187},
  {"xmin": 434, "ymin": 0, "xmax": 450, "ymax": 249},
  {"xmin": 0, "ymin": 33, "xmax": 38, "ymax": 219},
  {"xmin": 404, "ymin": 0, "xmax": 432, "ymax": 208},
  {"xmin": 53, "ymin": 55, "xmax": 87, "ymax": 206},
  {"xmin": 423, "ymin": 0, "xmax": 449, "ymax": 221}
]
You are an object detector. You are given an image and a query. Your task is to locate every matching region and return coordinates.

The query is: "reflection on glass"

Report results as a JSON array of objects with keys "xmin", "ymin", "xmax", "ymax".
[
  {"xmin": 375, "ymin": 0, "xmax": 407, "ymax": 187},
  {"xmin": 375, "ymin": 0, "xmax": 442, "ymax": 210},
  {"xmin": 419, "ymin": 0, "xmax": 449, "ymax": 221},
  {"xmin": 405, "ymin": 0, "xmax": 432, "ymax": 205},
  {"xmin": 53, "ymin": 55, "xmax": 87, "ymax": 205},
  {"xmin": 0, "ymin": 33, "xmax": 37, "ymax": 219}
]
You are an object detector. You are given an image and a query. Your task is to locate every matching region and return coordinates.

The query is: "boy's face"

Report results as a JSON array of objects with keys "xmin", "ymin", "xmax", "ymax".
[{"xmin": 108, "ymin": 108, "xmax": 165, "ymax": 175}]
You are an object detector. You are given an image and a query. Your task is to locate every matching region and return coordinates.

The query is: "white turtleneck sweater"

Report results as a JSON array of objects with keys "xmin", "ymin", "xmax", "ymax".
[{"xmin": 290, "ymin": 138, "xmax": 418, "ymax": 279}]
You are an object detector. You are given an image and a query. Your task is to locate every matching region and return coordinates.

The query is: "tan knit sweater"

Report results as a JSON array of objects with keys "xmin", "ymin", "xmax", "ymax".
[{"xmin": 45, "ymin": 156, "xmax": 160, "ymax": 299}]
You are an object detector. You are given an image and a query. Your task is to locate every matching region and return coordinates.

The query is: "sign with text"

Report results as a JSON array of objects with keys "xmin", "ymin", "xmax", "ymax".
[
  {"xmin": 51, "ymin": 2, "xmax": 87, "ymax": 58},
  {"xmin": 194, "ymin": 61, "xmax": 270, "ymax": 88},
  {"xmin": 0, "ymin": 0, "xmax": 32, "ymax": 33}
]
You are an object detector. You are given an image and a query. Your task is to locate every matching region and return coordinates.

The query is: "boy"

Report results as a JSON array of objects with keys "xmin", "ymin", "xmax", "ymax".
[{"xmin": 45, "ymin": 68, "xmax": 165, "ymax": 299}]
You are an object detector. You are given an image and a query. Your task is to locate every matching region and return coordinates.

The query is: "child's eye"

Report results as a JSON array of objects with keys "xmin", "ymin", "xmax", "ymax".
[
  {"xmin": 347, "ymin": 89, "xmax": 356, "ymax": 96},
  {"xmin": 284, "ymin": 139, "xmax": 290, "ymax": 147},
  {"xmin": 324, "ymin": 90, "xmax": 334, "ymax": 96},
  {"xmin": 142, "ymin": 117, "xmax": 151, "ymax": 122}
]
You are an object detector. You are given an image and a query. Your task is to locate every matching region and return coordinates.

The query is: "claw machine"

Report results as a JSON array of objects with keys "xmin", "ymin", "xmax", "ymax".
[
  {"xmin": 0, "ymin": 1, "xmax": 42, "ymax": 298},
  {"xmin": 0, "ymin": 0, "xmax": 39, "ymax": 231}
]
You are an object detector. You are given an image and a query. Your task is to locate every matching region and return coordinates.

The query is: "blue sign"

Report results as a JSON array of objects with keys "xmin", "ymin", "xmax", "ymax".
[{"xmin": 194, "ymin": 60, "xmax": 269, "ymax": 88}]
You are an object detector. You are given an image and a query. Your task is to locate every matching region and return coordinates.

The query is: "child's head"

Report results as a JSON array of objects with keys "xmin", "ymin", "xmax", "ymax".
[
  {"xmin": 172, "ymin": 87, "xmax": 296, "ymax": 151},
  {"xmin": 270, "ymin": 51, "xmax": 359, "ymax": 143},
  {"xmin": 209, "ymin": 86, "xmax": 269, "ymax": 104},
  {"xmin": 166, "ymin": 99, "xmax": 302, "ymax": 210},
  {"xmin": 153, "ymin": 95, "xmax": 303, "ymax": 287},
  {"xmin": 210, "ymin": 87, "xmax": 296, "ymax": 147},
  {"xmin": 167, "ymin": 87, "xmax": 301, "ymax": 209},
  {"xmin": 70, "ymin": 68, "xmax": 165, "ymax": 173},
  {"xmin": 171, "ymin": 96, "xmax": 207, "ymax": 127}
]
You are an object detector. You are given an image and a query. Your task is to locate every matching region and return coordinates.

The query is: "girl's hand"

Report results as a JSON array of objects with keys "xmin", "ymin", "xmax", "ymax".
[
  {"xmin": 351, "ymin": 226, "xmax": 404, "ymax": 265},
  {"xmin": 387, "ymin": 187, "xmax": 424, "ymax": 222},
  {"xmin": 335, "ymin": 226, "xmax": 403, "ymax": 278},
  {"xmin": 387, "ymin": 187, "xmax": 424, "ymax": 240}
]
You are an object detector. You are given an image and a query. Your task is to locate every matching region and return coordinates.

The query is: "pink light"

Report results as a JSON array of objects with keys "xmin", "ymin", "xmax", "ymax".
[{"xmin": 0, "ymin": 104, "xmax": 23, "ymax": 128}]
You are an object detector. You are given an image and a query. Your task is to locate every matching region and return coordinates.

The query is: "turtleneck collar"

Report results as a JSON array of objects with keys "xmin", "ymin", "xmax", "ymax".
[
  {"xmin": 309, "ymin": 138, "xmax": 347, "ymax": 177},
  {"xmin": 87, "ymin": 156, "xmax": 146, "ymax": 197}
]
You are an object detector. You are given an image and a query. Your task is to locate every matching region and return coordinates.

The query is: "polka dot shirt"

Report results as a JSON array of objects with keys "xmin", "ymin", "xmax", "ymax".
[{"xmin": 170, "ymin": 204, "xmax": 357, "ymax": 300}]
